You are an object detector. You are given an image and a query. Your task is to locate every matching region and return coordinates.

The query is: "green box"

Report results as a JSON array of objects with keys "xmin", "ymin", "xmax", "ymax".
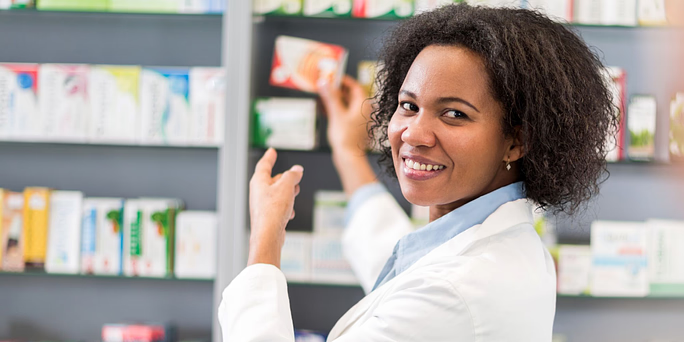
[
  {"xmin": 253, "ymin": 0, "xmax": 302, "ymax": 16},
  {"xmin": 109, "ymin": 0, "xmax": 179, "ymax": 13},
  {"xmin": 37, "ymin": 0, "xmax": 108, "ymax": 11},
  {"xmin": 303, "ymin": 0, "xmax": 352, "ymax": 17}
]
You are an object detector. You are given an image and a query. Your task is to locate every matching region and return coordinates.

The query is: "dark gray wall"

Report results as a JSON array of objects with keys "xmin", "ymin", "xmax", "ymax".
[
  {"xmin": 0, "ymin": 10, "xmax": 222, "ymax": 341},
  {"xmin": 253, "ymin": 16, "xmax": 684, "ymax": 341}
]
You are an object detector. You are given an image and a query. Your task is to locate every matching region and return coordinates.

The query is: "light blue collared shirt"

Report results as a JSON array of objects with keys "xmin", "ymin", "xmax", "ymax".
[{"xmin": 346, "ymin": 182, "xmax": 525, "ymax": 291}]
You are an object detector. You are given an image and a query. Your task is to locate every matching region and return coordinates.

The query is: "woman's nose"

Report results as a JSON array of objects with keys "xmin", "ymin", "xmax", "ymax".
[{"xmin": 401, "ymin": 113, "xmax": 436, "ymax": 148}]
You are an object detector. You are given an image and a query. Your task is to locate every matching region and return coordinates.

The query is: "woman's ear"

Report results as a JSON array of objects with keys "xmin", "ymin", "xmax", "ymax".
[{"xmin": 506, "ymin": 125, "xmax": 525, "ymax": 163}]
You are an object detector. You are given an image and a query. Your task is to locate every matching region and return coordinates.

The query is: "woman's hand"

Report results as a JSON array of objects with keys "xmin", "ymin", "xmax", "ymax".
[
  {"xmin": 318, "ymin": 75, "xmax": 379, "ymax": 197},
  {"xmin": 247, "ymin": 148, "xmax": 303, "ymax": 268},
  {"xmin": 318, "ymin": 75, "xmax": 374, "ymax": 155}
]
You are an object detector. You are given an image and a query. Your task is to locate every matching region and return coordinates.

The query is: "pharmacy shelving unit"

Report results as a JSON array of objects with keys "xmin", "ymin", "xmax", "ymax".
[
  {"xmin": 213, "ymin": 4, "xmax": 684, "ymax": 342},
  {"xmin": 0, "ymin": 9, "xmax": 223, "ymax": 341}
]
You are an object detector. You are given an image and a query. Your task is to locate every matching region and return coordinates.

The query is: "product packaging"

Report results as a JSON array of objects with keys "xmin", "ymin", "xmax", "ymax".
[
  {"xmin": 311, "ymin": 235, "xmax": 358, "ymax": 284},
  {"xmin": 414, "ymin": 0, "xmax": 460, "ymax": 14},
  {"xmin": 140, "ymin": 68, "xmax": 190, "ymax": 145},
  {"xmin": 303, "ymin": 0, "xmax": 352, "ymax": 16},
  {"xmin": 80, "ymin": 198, "xmax": 124, "ymax": 275},
  {"xmin": 357, "ymin": 60, "xmax": 381, "ymax": 99},
  {"xmin": 123, "ymin": 198, "xmax": 180, "ymax": 277},
  {"xmin": 174, "ymin": 211, "xmax": 217, "ymax": 279},
  {"xmin": 37, "ymin": 0, "xmax": 109, "ymax": 11},
  {"xmin": 647, "ymin": 220, "xmax": 684, "ymax": 296},
  {"xmin": 525, "ymin": 0, "xmax": 572, "ymax": 22},
  {"xmin": 313, "ymin": 191, "xmax": 347, "ymax": 236},
  {"xmin": 627, "ymin": 95, "xmax": 656, "ymax": 161},
  {"xmin": 590, "ymin": 220, "xmax": 649, "ymax": 297},
  {"xmin": 253, "ymin": 0, "xmax": 302, "ymax": 15},
  {"xmin": 23, "ymin": 187, "xmax": 51, "ymax": 269},
  {"xmin": 38, "ymin": 64, "xmax": 90, "ymax": 142},
  {"xmin": 45, "ymin": 191, "xmax": 83, "ymax": 274},
  {"xmin": 0, "ymin": 63, "xmax": 40, "ymax": 140},
  {"xmin": 178, "ymin": 0, "xmax": 225, "ymax": 13},
  {"xmin": 89, "ymin": 65, "xmax": 141, "ymax": 144},
  {"xmin": 557, "ymin": 245, "xmax": 592, "ymax": 295},
  {"xmin": 465, "ymin": 0, "xmax": 520, "ymax": 8},
  {"xmin": 352, "ymin": 0, "xmax": 414, "ymax": 18},
  {"xmin": 603, "ymin": 66, "xmax": 626, "ymax": 162},
  {"xmin": 600, "ymin": 0, "xmax": 637, "ymax": 26},
  {"xmin": 270, "ymin": 35, "xmax": 348, "ymax": 93},
  {"xmin": 0, "ymin": 191, "xmax": 24, "ymax": 272},
  {"xmin": 574, "ymin": 0, "xmax": 602, "ymax": 24},
  {"xmin": 638, "ymin": 0, "xmax": 668, "ymax": 26},
  {"xmin": 109, "ymin": 0, "xmax": 179, "ymax": 13},
  {"xmin": 102, "ymin": 323, "xmax": 172, "ymax": 342},
  {"xmin": 281, "ymin": 232, "xmax": 312, "ymax": 282},
  {"xmin": 669, "ymin": 92, "xmax": 684, "ymax": 161},
  {"xmin": 0, "ymin": 0, "xmax": 34, "ymax": 9},
  {"xmin": 189, "ymin": 67, "xmax": 225, "ymax": 146},
  {"xmin": 252, "ymin": 97, "xmax": 317, "ymax": 150}
]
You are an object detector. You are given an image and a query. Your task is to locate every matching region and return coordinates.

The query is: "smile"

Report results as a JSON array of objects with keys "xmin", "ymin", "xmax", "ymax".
[
  {"xmin": 403, "ymin": 158, "xmax": 445, "ymax": 171},
  {"xmin": 401, "ymin": 158, "xmax": 446, "ymax": 181}
]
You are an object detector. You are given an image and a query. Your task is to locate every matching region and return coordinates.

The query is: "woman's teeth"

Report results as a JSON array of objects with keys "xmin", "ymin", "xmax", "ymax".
[{"xmin": 404, "ymin": 159, "xmax": 444, "ymax": 171}]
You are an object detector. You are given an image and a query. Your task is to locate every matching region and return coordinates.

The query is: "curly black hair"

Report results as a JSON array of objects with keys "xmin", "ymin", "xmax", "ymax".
[{"xmin": 370, "ymin": 3, "xmax": 619, "ymax": 215}]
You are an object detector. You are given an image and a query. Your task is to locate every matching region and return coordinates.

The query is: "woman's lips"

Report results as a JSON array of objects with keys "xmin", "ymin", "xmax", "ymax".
[{"xmin": 401, "ymin": 158, "xmax": 446, "ymax": 181}]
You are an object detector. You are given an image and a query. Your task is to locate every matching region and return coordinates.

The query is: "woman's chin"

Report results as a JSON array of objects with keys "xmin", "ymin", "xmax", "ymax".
[{"xmin": 400, "ymin": 187, "xmax": 437, "ymax": 207}]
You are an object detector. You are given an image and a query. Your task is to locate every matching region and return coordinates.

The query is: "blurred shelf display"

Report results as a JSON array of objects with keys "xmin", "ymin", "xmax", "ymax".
[
  {"xmin": 0, "ymin": 270, "xmax": 214, "ymax": 281},
  {"xmin": 0, "ymin": 0, "xmax": 225, "ymax": 14},
  {"xmin": 0, "ymin": 140, "xmax": 220, "ymax": 149}
]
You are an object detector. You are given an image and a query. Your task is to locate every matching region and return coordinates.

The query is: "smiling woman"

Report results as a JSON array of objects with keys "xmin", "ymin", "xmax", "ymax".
[{"xmin": 219, "ymin": 3, "xmax": 617, "ymax": 342}]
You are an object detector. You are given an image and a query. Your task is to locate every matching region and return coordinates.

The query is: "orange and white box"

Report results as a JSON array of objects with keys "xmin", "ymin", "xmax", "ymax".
[{"xmin": 270, "ymin": 35, "xmax": 348, "ymax": 93}]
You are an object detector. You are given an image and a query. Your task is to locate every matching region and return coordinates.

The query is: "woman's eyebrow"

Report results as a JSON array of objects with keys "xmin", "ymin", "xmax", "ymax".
[
  {"xmin": 436, "ymin": 96, "xmax": 480, "ymax": 113},
  {"xmin": 400, "ymin": 89, "xmax": 480, "ymax": 113}
]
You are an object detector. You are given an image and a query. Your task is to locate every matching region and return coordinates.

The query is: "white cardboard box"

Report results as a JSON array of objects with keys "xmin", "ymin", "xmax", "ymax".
[
  {"xmin": 139, "ymin": 68, "xmax": 191, "ymax": 145},
  {"xmin": 557, "ymin": 245, "xmax": 592, "ymax": 295},
  {"xmin": 38, "ymin": 64, "xmax": 90, "ymax": 142},
  {"xmin": 45, "ymin": 191, "xmax": 84, "ymax": 274},
  {"xmin": 281, "ymin": 232, "xmax": 313, "ymax": 282},
  {"xmin": 189, "ymin": 67, "xmax": 225, "ymax": 146},
  {"xmin": 313, "ymin": 191, "xmax": 347, "ymax": 236},
  {"xmin": 88, "ymin": 65, "xmax": 141, "ymax": 144},
  {"xmin": 590, "ymin": 220, "xmax": 649, "ymax": 297},
  {"xmin": 80, "ymin": 198, "xmax": 125, "ymax": 275},
  {"xmin": 0, "ymin": 64, "xmax": 40, "ymax": 140},
  {"xmin": 174, "ymin": 211, "xmax": 217, "ymax": 279},
  {"xmin": 311, "ymin": 235, "xmax": 358, "ymax": 285}
]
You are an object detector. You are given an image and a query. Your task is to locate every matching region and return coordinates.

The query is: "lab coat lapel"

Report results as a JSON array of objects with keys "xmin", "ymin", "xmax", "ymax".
[{"xmin": 327, "ymin": 199, "xmax": 533, "ymax": 340}]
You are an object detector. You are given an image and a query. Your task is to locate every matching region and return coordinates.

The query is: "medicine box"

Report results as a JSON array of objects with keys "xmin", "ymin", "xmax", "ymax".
[
  {"xmin": 0, "ymin": 63, "xmax": 40, "ymax": 140},
  {"xmin": 109, "ymin": 0, "xmax": 180, "ymax": 13},
  {"xmin": 123, "ymin": 199, "xmax": 180, "ymax": 277},
  {"xmin": 281, "ymin": 232, "xmax": 312, "ymax": 282},
  {"xmin": 23, "ymin": 187, "xmax": 51, "ymax": 269},
  {"xmin": 670, "ymin": 93, "xmax": 684, "ymax": 161},
  {"xmin": 270, "ymin": 35, "xmax": 348, "ymax": 93},
  {"xmin": 89, "ymin": 65, "xmax": 141, "ymax": 144},
  {"xmin": 45, "ymin": 191, "xmax": 83, "ymax": 274},
  {"xmin": 189, "ymin": 67, "xmax": 225, "ymax": 146},
  {"xmin": 352, "ymin": 0, "xmax": 414, "ymax": 18},
  {"xmin": 627, "ymin": 95, "xmax": 656, "ymax": 161},
  {"xmin": 252, "ymin": 97, "xmax": 318, "ymax": 151},
  {"xmin": 80, "ymin": 198, "xmax": 124, "ymax": 275},
  {"xmin": 313, "ymin": 191, "xmax": 347, "ymax": 236},
  {"xmin": 174, "ymin": 211, "xmax": 217, "ymax": 279},
  {"xmin": 253, "ymin": 0, "xmax": 303, "ymax": 15},
  {"xmin": 140, "ymin": 68, "xmax": 191, "ymax": 145},
  {"xmin": 647, "ymin": 220, "xmax": 684, "ymax": 296},
  {"xmin": 1, "ymin": 190, "xmax": 25, "ymax": 272},
  {"xmin": 590, "ymin": 220, "xmax": 649, "ymax": 297},
  {"xmin": 311, "ymin": 235, "xmax": 358, "ymax": 285},
  {"xmin": 303, "ymin": 0, "xmax": 352, "ymax": 17},
  {"xmin": 557, "ymin": 245, "xmax": 592, "ymax": 295},
  {"xmin": 37, "ymin": 0, "xmax": 109, "ymax": 11},
  {"xmin": 38, "ymin": 64, "xmax": 90, "ymax": 142}
]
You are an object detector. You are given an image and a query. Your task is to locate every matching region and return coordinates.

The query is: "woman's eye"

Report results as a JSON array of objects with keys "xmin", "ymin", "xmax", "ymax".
[
  {"xmin": 443, "ymin": 109, "xmax": 467, "ymax": 119},
  {"xmin": 401, "ymin": 102, "xmax": 418, "ymax": 112}
]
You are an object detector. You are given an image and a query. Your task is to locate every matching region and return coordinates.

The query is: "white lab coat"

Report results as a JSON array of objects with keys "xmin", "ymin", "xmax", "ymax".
[{"xmin": 219, "ymin": 191, "xmax": 557, "ymax": 342}]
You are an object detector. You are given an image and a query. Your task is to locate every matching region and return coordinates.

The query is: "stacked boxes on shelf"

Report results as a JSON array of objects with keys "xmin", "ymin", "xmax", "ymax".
[
  {"xmin": 0, "ymin": 187, "xmax": 218, "ymax": 279},
  {"xmin": 280, "ymin": 191, "xmax": 359, "ymax": 285},
  {"xmin": 252, "ymin": 0, "xmax": 684, "ymax": 27},
  {"xmin": 553, "ymin": 219, "xmax": 684, "ymax": 297},
  {"xmin": 0, "ymin": 63, "xmax": 226, "ymax": 146}
]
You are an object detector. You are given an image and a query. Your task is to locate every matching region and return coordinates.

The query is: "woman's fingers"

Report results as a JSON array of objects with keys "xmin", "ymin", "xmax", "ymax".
[
  {"xmin": 253, "ymin": 148, "xmax": 277, "ymax": 183},
  {"xmin": 278, "ymin": 165, "xmax": 304, "ymax": 188},
  {"xmin": 294, "ymin": 184, "xmax": 301, "ymax": 197}
]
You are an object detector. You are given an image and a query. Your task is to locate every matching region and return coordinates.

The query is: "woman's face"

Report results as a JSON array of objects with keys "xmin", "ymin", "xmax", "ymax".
[{"xmin": 388, "ymin": 45, "xmax": 518, "ymax": 212}]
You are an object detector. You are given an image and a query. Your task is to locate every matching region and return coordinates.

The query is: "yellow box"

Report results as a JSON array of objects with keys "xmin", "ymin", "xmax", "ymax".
[{"xmin": 23, "ymin": 187, "xmax": 51, "ymax": 268}]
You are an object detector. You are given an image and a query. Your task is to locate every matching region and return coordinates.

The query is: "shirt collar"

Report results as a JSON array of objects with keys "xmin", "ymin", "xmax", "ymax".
[{"xmin": 393, "ymin": 181, "xmax": 525, "ymax": 275}]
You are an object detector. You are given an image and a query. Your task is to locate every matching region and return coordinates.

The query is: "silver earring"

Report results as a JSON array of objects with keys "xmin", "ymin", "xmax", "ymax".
[{"xmin": 506, "ymin": 157, "xmax": 511, "ymax": 171}]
